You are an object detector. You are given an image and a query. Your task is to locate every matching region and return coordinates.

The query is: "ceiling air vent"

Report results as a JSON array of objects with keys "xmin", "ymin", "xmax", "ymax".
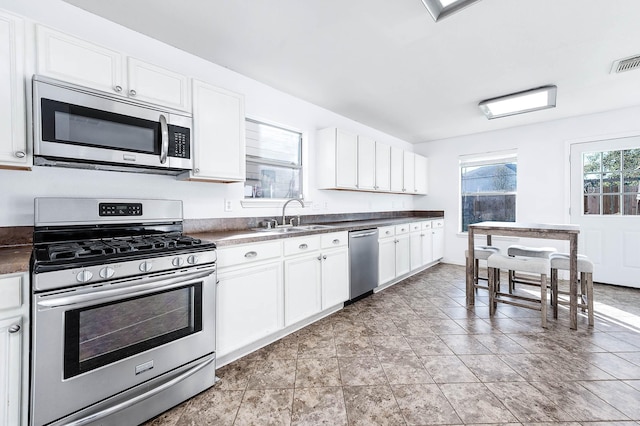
[{"xmin": 611, "ymin": 55, "xmax": 640, "ymax": 74}]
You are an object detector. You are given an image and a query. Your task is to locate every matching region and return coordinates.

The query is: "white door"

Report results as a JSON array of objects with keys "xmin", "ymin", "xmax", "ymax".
[
  {"xmin": 570, "ymin": 136, "xmax": 640, "ymax": 287},
  {"xmin": 403, "ymin": 151, "xmax": 416, "ymax": 193},
  {"xmin": 378, "ymin": 237, "xmax": 396, "ymax": 285},
  {"xmin": 321, "ymin": 248, "xmax": 349, "ymax": 308},
  {"xmin": 390, "ymin": 146, "xmax": 404, "ymax": 193},
  {"xmin": 284, "ymin": 254, "xmax": 322, "ymax": 326},
  {"xmin": 409, "ymin": 232, "xmax": 423, "ymax": 271},
  {"xmin": 127, "ymin": 57, "xmax": 190, "ymax": 111},
  {"xmin": 336, "ymin": 129, "xmax": 358, "ymax": 189},
  {"xmin": 375, "ymin": 142, "xmax": 391, "ymax": 191},
  {"xmin": 0, "ymin": 316, "xmax": 22, "ymax": 426},
  {"xmin": 357, "ymin": 135, "xmax": 376, "ymax": 191},
  {"xmin": 395, "ymin": 233, "xmax": 411, "ymax": 277}
]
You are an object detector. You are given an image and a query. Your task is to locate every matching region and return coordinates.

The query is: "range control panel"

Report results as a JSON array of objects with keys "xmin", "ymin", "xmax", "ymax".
[{"xmin": 99, "ymin": 203, "xmax": 143, "ymax": 216}]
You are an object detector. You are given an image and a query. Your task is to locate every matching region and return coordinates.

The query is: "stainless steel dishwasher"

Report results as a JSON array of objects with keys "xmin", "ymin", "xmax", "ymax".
[{"xmin": 348, "ymin": 229, "xmax": 379, "ymax": 302}]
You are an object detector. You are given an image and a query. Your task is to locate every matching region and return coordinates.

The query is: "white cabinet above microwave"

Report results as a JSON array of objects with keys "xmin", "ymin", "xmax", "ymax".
[{"xmin": 36, "ymin": 25, "xmax": 191, "ymax": 112}]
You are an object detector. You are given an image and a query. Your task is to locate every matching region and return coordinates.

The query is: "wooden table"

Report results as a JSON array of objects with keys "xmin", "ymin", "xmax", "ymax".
[{"xmin": 466, "ymin": 221, "xmax": 581, "ymax": 329}]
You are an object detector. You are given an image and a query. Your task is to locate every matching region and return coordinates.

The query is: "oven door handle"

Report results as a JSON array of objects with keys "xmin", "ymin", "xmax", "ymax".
[
  {"xmin": 64, "ymin": 354, "xmax": 215, "ymax": 426},
  {"xmin": 37, "ymin": 267, "xmax": 215, "ymax": 309}
]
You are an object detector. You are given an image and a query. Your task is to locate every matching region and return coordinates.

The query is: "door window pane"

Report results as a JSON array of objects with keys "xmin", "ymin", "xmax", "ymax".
[{"xmin": 584, "ymin": 195, "xmax": 600, "ymax": 215}]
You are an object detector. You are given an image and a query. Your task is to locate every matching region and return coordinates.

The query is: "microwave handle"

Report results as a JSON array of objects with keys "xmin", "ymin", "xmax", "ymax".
[{"xmin": 159, "ymin": 114, "xmax": 169, "ymax": 164}]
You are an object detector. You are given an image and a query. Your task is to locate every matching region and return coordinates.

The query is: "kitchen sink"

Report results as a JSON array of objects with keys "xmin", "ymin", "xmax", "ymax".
[{"xmin": 252, "ymin": 224, "xmax": 335, "ymax": 233}]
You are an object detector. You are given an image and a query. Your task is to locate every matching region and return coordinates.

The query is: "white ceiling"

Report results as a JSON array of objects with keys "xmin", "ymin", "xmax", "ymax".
[{"xmin": 62, "ymin": 0, "xmax": 640, "ymax": 143}]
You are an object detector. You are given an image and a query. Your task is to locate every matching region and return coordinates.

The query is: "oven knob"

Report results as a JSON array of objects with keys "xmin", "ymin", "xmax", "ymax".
[
  {"xmin": 76, "ymin": 270, "xmax": 93, "ymax": 283},
  {"xmin": 172, "ymin": 257, "xmax": 185, "ymax": 267},
  {"xmin": 187, "ymin": 255, "xmax": 199, "ymax": 265},
  {"xmin": 139, "ymin": 261, "xmax": 153, "ymax": 272},
  {"xmin": 99, "ymin": 266, "xmax": 115, "ymax": 279}
]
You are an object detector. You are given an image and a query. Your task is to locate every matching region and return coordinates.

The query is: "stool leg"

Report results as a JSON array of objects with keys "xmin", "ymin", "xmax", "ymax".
[
  {"xmin": 474, "ymin": 258, "xmax": 479, "ymax": 285},
  {"xmin": 586, "ymin": 272, "xmax": 594, "ymax": 327},
  {"xmin": 541, "ymin": 274, "xmax": 548, "ymax": 328},
  {"xmin": 580, "ymin": 272, "xmax": 587, "ymax": 313},
  {"xmin": 488, "ymin": 267, "xmax": 496, "ymax": 316},
  {"xmin": 508, "ymin": 269, "xmax": 514, "ymax": 294},
  {"xmin": 551, "ymin": 268, "xmax": 558, "ymax": 319}
]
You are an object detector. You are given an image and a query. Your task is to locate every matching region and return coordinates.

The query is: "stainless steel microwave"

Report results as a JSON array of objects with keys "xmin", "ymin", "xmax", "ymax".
[{"xmin": 33, "ymin": 75, "xmax": 193, "ymax": 174}]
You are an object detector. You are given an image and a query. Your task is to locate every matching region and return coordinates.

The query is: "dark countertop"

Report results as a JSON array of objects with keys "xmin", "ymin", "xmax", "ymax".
[
  {"xmin": 191, "ymin": 216, "xmax": 444, "ymax": 248},
  {"xmin": 0, "ymin": 214, "xmax": 444, "ymax": 274}
]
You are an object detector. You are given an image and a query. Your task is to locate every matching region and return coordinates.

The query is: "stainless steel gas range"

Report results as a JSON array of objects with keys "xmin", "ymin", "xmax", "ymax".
[{"xmin": 29, "ymin": 198, "xmax": 217, "ymax": 426}]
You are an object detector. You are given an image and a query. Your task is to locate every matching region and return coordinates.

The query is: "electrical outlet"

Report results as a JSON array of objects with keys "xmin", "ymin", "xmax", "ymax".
[{"xmin": 224, "ymin": 199, "xmax": 232, "ymax": 212}]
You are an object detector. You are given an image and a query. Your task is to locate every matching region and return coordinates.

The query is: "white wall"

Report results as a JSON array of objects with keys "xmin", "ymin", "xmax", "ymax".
[
  {"xmin": 0, "ymin": 0, "xmax": 417, "ymax": 226},
  {"xmin": 414, "ymin": 105, "xmax": 640, "ymax": 266}
]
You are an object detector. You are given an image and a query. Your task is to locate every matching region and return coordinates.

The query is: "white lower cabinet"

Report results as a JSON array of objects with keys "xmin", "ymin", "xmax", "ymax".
[
  {"xmin": 0, "ymin": 273, "xmax": 28, "ymax": 426},
  {"xmin": 284, "ymin": 252, "xmax": 322, "ymax": 327},
  {"xmin": 321, "ymin": 247, "xmax": 349, "ymax": 309},
  {"xmin": 378, "ymin": 225, "xmax": 410, "ymax": 286},
  {"xmin": 432, "ymin": 219, "xmax": 445, "ymax": 261}
]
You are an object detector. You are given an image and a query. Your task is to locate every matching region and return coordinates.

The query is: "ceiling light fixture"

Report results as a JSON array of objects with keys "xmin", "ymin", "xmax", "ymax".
[
  {"xmin": 478, "ymin": 85, "xmax": 558, "ymax": 120},
  {"xmin": 420, "ymin": 0, "xmax": 481, "ymax": 22}
]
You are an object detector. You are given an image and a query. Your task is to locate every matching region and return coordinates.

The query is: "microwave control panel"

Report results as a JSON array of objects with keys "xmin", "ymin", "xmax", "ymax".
[{"xmin": 168, "ymin": 125, "xmax": 191, "ymax": 159}]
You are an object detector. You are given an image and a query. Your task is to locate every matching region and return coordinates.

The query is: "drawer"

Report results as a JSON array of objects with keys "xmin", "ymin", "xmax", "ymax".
[
  {"xmin": 284, "ymin": 235, "xmax": 321, "ymax": 256},
  {"xmin": 218, "ymin": 240, "xmax": 282, "ymax": 268},
  {"xmin": 410, "ymin": 222, "xmax": 422, "ymax": 232},
  {"xmin": 321, "ymin": 231, "xmax": 348, "ymax": 249},
  {"xmin": 378, "ymin": 225, "xmax": 395, "ymax": 239},
  {"xmin": 0, "ymin": 275, "xmax": 22, "ymax": 311},
  {"xmin": 422, "ymin": 221, "xmax": 432, "ymax": 230},
  {"xmin": 432, "ymin": 219, "xmax": 444, "ymax": 228},
  {"xmin": 395, "ymin": 224, "xmax": 410, "ymax": 235}
]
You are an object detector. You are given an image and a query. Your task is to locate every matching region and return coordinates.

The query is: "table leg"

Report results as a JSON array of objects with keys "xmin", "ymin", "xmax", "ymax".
[
  {"xmin": 569, "ymin": 235, "xmax": 578, "ymax": 330},
  {"xmin": 467, "ymin": 228, "xmax": 475, "ymax": 306}
]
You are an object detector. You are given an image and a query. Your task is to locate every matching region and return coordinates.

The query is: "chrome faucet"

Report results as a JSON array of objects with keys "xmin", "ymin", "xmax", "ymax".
[{"xmin": 281, "ymin": 198, "xmax": 304, "ymax": 227}]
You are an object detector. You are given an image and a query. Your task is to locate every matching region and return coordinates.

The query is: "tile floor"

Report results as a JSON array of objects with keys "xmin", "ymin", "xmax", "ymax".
[{"xmin": 145, "ymin": 263, "xmax": 640, "ymax": 425}]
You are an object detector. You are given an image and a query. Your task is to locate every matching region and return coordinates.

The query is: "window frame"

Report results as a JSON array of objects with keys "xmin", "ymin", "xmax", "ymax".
[
  {"xmin": 459, "ymin": 150, "xmax": 518, "ymax": 233},
  {"xmin": 244, "ymin": 117, "xmax": 304, "ymax": 201}
]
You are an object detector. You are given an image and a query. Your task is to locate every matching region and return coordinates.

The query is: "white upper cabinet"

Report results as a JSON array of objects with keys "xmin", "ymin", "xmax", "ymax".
[
  {"xmin": 335, "ymin": 129, "xmax": 358, "ymax": 188},
  {"xmin": 415, "ymin": 154, "xmax": 428, "ymax": 195},
  {"xmin": 0, "ymin": 12, "xmax": 28, "ymax": 169},
  {"xmin": 126, "ymin": 57, "xmax": 190, "ymax": 111},
  {"xmin": 403, "ymin": 151, "xmax": 415, "ymax": 193},
  {"xmin": 357, "ymin": 135, "xmax": 376, "ymax": 191},
  {"xmin": 36, "ymin": 26, "xmax": 190, "ymax": 111},
  {"xmin": 183, "ymin": 79, "xmax": 245, "ymax": 182},
  {"xmin": 390, "ymin": 146, "xmax": 404, "ymax": 193},
  {"xmin": 374, "ymin": 142, "xmax": 391, "ymax": 191}
]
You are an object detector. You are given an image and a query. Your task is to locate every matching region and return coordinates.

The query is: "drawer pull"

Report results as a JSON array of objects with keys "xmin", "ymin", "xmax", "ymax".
[
  {"xmin": 317, "ymin": 255, "xmax": 322, "ymax": 260},
  {"xmin": 332, "ymin": 239, "xmax": 340, "ymax": 244},
  {"xmin": 386, "ymin": 231, "xmax": 391, "ymax": 235},
  {"xmin": 322, "ymin": 255, "xmax": 327, "ymax": 260},
  {"xmin": 299, "ymin": 243, "xmax": 308, "ymax": 250},
  {"xmin": 244, "ymin": 251, "xmax": 258, "ymax": 258},
  {"xmin": 8, "ymin": 324, "xmax": 20, "ymax": 334}
]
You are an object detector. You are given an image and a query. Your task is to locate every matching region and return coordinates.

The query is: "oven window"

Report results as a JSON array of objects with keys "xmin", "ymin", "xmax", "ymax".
[
  {"xmin": 64, "ymin": 284, "xmax": 202, "ymax": 379},
  {"xmin": 41, "ymin": 99, "xmax": 160, "ymax": 155}
]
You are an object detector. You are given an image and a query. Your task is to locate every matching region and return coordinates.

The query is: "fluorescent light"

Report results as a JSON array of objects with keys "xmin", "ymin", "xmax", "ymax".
[
  {"xmin": 478, "ymin": 86, "xmax": 558, "ymax": 119},
  {"xmin": 420, "ymin": 0, "xmax": 481, "ymax": 22}
]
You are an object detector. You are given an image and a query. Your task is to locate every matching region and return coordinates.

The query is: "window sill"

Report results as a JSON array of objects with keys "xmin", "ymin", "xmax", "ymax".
[{"xmin": 240, "ymin": 199, "xmax": 309, "ymax": 209}]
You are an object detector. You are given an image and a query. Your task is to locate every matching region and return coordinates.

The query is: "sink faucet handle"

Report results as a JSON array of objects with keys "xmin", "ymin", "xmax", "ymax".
[
  {"xmin": 265, "ymin": 218, "xmax": 278, "ymax": 229},
  {"xmin": 289, "ymin": 216, "xmax": 301, "ymax": 227}
]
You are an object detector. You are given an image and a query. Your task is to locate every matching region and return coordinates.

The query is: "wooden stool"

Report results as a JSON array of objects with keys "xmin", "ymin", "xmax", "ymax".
[
  {"xmin": 465, "ymin": 245, "xmax": 500, "ymax": 291},
  {"xmin": 550, "ymin": 253, "xmax": 594, "ymax": 327},
  {"xmin": 507, "ymin": 245, "xmax": 557, "ymax": 293},
  {"xmin": 487, "ymin": 253, "xmax": 550, "ymax": 328}
]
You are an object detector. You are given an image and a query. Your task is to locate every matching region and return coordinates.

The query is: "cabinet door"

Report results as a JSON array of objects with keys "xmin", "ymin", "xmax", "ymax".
[
  {"xmin": 390, "ymin": 146, "xmax": 404, "ymax": 193},
  {"xmin": 127, "ymin": 57, "xmax": 190, "ymax": 111},
  {"xmin": 395, "ymin": 233, "xmax": 411, "ymax": 277},
  {"xmin": 415, "ymin": 154, "xmax": 428, "ymax": 195},
  {"xmin": 409, "ymin": 232, "xmax": 423, "ymax": 271},
  {"xmin": 335, "ymin": 129, "xmax": 358, "ymax": 188},
  {"xmin": 378, "ymin": 238, "xmax": 396, "ymax": 285},
  {"xmin": 217, "ymin": 262, "xmax": 283, "ymax": 357},
  {"xmin": 0, "ymin": 13, "xmax": 27, "ymax": 167},
  {"xmin": 432, "ymin": 226, "xmax": 444, "ymax": 261},
  {"xmin": 321, "ymin": 248, "xmax": 349, "ymax": 308},
  {"xmin": 36, "ymin": 25, "xmax": 124, "ymax": 95},
  {"xmin": 375, "ymin": 142, "xmax": 391, "ymax": 191},
  {"xmin": 190, "ymin": 79, "xmax": 245, "ymax": 181},
  {"xmin": 284, "ymin": 254, "xmax": 322, "ymax": 326},
  {"xmin": 421, "ymin": 230, "xmax": 434, "ymax": 265},
  {"xmin": 403, "ymin": 151, "xmax": 415, "ymax": 193},
  {"xmin": 357, "ymin": 135, "xmax": 376, "ymax": 191},
  {"xmin": 0, "ymin": 316, "xmax": 22, "ymax": 426}
]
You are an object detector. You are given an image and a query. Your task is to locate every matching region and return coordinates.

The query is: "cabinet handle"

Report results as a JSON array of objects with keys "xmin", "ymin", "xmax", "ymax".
[
  {"xmin": 194, "ymin": 168, "xmax": 200, "ymax": 174},
  {"xmin": 114, "ymin": 85, "xmax": 123, "ymax": 93},
  {"xmin": 244, "ymin": 251, "xmax": 257, "ymax": 258},
  {"xmin": 317, "ymin": 255, "xmax": 322, "ymax": 261},
  {"xmin": 401, "ymin": 228, "xmax": 406, "ymax": 232},
  {"xmin": 386, "ymin": 231, "xmax": 391, "ymax": 235},
  {"xmin": 129, "ymin": 89, "xmax": 137, "ymax": 96},
  {"xmin": 402, "ymin": 188, "xmax": 406, "ymax": 192},
  {"xmin": 420, "ymin": 234, "xmax": 425, "ymax": 237},
  {"xmin": 299, "ymin": 243, "xmax": 308, "ymax": 250},
  {"xmin": 332, "ymin": 239, "xmax": 340, "ymax": 244},
  {"xmin": 8, "ymin": 324, "xmax": 20, "ymax": 333},
  {"xmin": 394, "ymin": 239, "xmax": 399, "ymax": 244},
  {"xmin": 14, "ymin": 151, "xmax": 26, "ymax": 158},
  {"xmin": 322, "ymin": 255, "xmax": 327, "ymax": 260},
  {"xmin": 355, "ymin": 184, "xmax": 359, "ymax": 188}
]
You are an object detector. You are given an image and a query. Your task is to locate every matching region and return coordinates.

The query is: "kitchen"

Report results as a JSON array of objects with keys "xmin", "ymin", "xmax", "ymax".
[{"xmin": 1, "ymin": 0, "xmax": 640, "ymax": 425}]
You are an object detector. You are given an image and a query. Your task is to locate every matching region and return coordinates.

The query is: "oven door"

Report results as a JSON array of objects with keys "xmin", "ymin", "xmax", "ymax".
[
  {"xmin": 31, "ymin": 266, "xmax": 216, "ymax": 426},
  {"xmin": 33, "ymin": 76, "xmax": 192, "ymax": 171}
]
